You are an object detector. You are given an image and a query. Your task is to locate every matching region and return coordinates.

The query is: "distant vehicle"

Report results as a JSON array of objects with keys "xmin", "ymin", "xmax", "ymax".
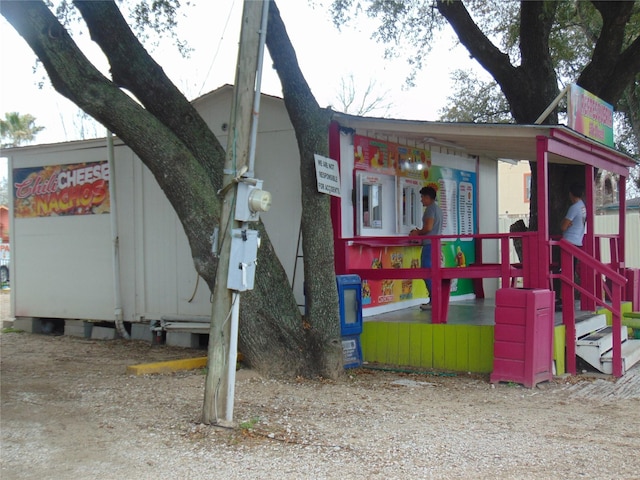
[{"xmin": 0, "ymin": 243, "xmax": 9, "ymax": 284}]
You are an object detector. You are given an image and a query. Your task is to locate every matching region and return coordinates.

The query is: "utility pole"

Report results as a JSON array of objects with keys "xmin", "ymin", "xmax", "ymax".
[{"xmin": 202, "ymin": 0, "xmax": 267, "ymax": 425}]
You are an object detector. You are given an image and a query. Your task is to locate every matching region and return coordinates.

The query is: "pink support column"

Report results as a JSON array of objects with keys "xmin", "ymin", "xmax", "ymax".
[
  {"xmin": 535, "ymin": 137, "xmax": 550, "ymax": 290},
  {"xmin": 328, "ymin": 121, "xmax": 345, "ymax": 273},
  {"xmin": 583, "ymin": 167, "xmax": 596, "ymax": 311},
  {"xmin": 618, "ymin": 177, "xmax": 626, "ymax": 269}
]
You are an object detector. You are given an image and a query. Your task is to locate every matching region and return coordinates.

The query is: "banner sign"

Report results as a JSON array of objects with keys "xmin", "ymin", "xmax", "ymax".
[
  {"xmin": 13, "ymin": 161, "xmax": 111, "ymax": 218},
  {"xmin": 567, "ymin": 84, "xmax": 614, "ymax": 147}
]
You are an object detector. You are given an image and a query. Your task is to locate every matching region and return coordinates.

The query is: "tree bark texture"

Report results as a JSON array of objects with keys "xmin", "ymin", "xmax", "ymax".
[{"xmin": 266, "ymin": 1, "xmax": 343, "ymax": 378}]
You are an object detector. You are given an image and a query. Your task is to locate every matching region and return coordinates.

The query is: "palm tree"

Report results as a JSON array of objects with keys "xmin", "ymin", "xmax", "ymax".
[{"xmin": 0, "ymin": 112, "xmax": 45, "ymax": 147}]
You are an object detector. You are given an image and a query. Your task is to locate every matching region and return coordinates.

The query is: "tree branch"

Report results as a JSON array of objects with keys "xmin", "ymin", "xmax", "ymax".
[
  {"xmin": 435, "ymin": 0, "xmax": 560, "ymax": 122},
  {"xmin": 579, "ymin": 1, "xmax": 640, "ymax": 105},
  {"xmin": 435, "ymin": 1, "xmax": 516, "ymax": 88},
  {"xmin": 73, "ymin": 0, "xmax": 224, "ymax": 188}
]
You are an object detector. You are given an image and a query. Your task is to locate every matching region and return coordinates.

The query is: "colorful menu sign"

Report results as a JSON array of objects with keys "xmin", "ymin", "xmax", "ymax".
[
  {"xmin": 567, "ymin": 84, "xmax": 614, "ymax": 147},
  {"xmin": 13, "ymin": 161, "xmax": 111, "ymax": 218}
]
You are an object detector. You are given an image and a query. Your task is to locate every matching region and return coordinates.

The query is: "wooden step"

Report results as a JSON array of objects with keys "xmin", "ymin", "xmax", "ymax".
[
  {"xmin": 575, "ymin": 313, "xmax": 607, "ymax": 339},
  {"xmin": 600, "ymin": 339, "xmax": 640, "ymax": 375},
  {"xmin": 576, "ymin": 325, "xmax": 628, "ymax": 351},
  {"xmin": 575, "ymin": 325, "xmax": 628, "ymax": 373}
]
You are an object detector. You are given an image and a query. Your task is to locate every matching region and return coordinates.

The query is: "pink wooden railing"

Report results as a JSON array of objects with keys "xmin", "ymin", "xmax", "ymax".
[
  {"xmin": 550, "ymin": 239, "xmax": 627, "ymax": 377},
  {"xmin": 336, "ymin": 232, "xmax": 537, "ymax": 324}
]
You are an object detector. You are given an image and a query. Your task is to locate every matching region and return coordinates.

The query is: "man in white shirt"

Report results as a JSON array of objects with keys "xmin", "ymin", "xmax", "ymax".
[
  {"xmin": 561, "ymin": 183, "xmax": 586, "ymax": 246},
  {"xmin": 556, "ymin": 183, "xmax": 586, "ymax": 310}
]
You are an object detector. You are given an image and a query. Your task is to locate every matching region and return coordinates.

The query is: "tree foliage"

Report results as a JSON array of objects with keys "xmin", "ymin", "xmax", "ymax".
[
  {"xmin": 0, "ymin": 176, "xmax": 8, "ymax": 206},
  {"xmin": 0, "ymin": 111, "xmax": 45, "ymax": 147},
  {"xmin": 438, "ymin": 71, "xmax": 511, "ymax": 123},
  {"xmin": 1, "ymin": 0, "xmax": 342, "ymax": 379}
]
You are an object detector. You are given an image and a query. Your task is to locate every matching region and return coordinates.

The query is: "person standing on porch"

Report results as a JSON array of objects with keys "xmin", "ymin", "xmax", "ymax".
[
  {"xmin": 409, "ymin": 186, "xmax": 443, "ymax": 310},
  {"xmin": 556, "ymin": 183, "xmax": 586, "ymax": 309},
  {"xmin": 560, "ymin": 183, "xmax": 586, "ymax": 246}
]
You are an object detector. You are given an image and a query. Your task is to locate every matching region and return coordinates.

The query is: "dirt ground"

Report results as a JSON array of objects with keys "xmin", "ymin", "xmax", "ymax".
[{"xmin": 1, "ymin": 290, "xmax": 639, "ymax": 479}]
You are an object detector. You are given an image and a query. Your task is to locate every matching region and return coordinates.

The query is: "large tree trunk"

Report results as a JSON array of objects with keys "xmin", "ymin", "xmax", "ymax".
[
  {"xmin": 266, "ymin": 1, "xmax": 343, "ymax": 376},
  {"xmin": 0, "ymin": 0, "xmax": 342, "ymax": 379}
]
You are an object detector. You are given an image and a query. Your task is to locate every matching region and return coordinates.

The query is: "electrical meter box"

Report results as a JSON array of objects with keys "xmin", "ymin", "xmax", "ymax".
[
  {"xmin": 235, "ymin": 179, "xmax": 271, "ymax": 222},
  {"xmin": 227, "ymin": 229, "xmax": 259, "ymax": 292}
]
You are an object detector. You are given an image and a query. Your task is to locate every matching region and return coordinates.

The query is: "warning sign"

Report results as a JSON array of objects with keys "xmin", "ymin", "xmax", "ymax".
[{"xmin": 314, "ymin": 154, "xmax": 341, "ymax": 197}]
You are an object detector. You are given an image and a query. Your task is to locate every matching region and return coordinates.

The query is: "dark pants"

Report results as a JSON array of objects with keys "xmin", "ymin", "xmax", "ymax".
[
  {"xmin": 421, "ymin": 243, "xmax": 432, "ymax": 302},
  {"xmin": 553, "ymin": 249, "xmax": 580, "ymax": 304}
]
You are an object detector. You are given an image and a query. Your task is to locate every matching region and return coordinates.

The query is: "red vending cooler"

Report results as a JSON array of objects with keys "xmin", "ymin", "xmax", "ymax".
[{"xmin": 491, "ymin": 288, "xmax": 555, "ymax": 388}]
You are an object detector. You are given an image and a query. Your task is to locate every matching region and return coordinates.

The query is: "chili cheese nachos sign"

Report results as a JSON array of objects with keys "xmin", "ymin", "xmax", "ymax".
[{"xmin": 13, "ymin": 161, "xmax": 111, "ymax": 218}]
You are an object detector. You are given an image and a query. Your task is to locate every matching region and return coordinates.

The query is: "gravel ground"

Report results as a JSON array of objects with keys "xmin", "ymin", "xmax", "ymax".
[{"xmin": 1, "ymin": 291, "xmax": 639, "ymax": 479}]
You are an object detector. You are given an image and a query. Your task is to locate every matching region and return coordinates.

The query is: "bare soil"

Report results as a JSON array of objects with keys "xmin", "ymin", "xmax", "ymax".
[{"xmin": 1, "ymin": 290, "xmax": 639, "ymax": 479}]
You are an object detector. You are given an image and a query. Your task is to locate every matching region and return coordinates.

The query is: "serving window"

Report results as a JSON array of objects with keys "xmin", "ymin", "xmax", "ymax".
[
  {"xmin": 356, "ymin": 171, "xmax": 395, "ymax": 236},
  {"xmin": 397, "ymin": 177, "xmax": 423, "ymax": 234}
]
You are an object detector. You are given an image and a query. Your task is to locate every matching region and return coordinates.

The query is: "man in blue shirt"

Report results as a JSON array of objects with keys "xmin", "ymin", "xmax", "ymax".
[{"xmin": 409, "ymin": 186, "xmax": 443, "ymax": 311}]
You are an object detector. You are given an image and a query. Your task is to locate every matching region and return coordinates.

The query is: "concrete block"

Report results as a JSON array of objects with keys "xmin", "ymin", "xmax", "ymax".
[
  {"xmin": 13, "ymin": 317, "xmax": 42, "ymax": 333},
  {"xmin": 91, "ymin": 326, "xmax": 117, "ymax": 340},
  {"xmin": 166, "ymin": 331, "xmax": 199, "ymax": 348},
  {"xmin": 131, "ymin": 323, "xmax": 152, "ymax": 342},
  {"xmin": 64, "ymin": 320, "xmax": 86, "ymax": 337},
  {"xmin": 64, "ymin": 325, "xmax": 85, "ymax": 337}
]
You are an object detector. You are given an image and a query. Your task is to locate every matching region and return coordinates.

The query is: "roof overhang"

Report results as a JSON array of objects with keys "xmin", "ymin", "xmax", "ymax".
[{"xmin": 331, "ymin": 113, "xmax": 638, "ymax": 176}]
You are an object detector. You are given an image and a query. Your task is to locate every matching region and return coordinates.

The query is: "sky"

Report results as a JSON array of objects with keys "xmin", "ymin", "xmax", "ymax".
[{"xmin": 0, "ymin": 0, "xmax": 480, "ymax": 180}]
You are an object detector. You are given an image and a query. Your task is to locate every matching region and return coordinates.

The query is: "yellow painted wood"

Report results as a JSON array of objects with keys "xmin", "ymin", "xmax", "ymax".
[
  {"xmin": 397, "ymin": 323, "xmax": 411, "ymax": 365},
  {"xmin": 553, "ymin": 325, "xmax": 566, "ymax": 376},
  {"xmin": 408, "ymin": 324, "xmax": 423, "ymax": 366},
  {"xmin": 433, "ymin": 325, "xmax": 446, "ymax": 369},
  {"xmin": 360, "ymin": 323, "xmax": 375, "ymax": 361},
  {"xmin": 361, "ymin": 322, "xmax": 495, "ymax": 374},
  {"xmin": 444, "ymin": 325, "xmax": 460, "ymax": 370},
  {"xmin": 376, "ymin": 322, "xmax": 389, "ymax": 363},
  {"xmin": 479, "ymin": 326, "xmax": 495, "ymax": 373},
  {"xmin": 598, "ymin": 301, "xmax": 633, "ymax": 335},
  {"xmin": 386, "ymin": 323, "xmax": 400, "ymax": 364},
  {"xmin": 419, "ymin": 325, "xmax": 433, "ymax": 369},
  {"xmin": 468, "ymin": 327, "xmax": 482, "ymax": 370},
  {"xmin": 126, "ymin": 356, "xmax": 208, "ymax": 376},
  {"xmin": 455, "ymin": 326, "xmax": 470, "ymax": 371}
]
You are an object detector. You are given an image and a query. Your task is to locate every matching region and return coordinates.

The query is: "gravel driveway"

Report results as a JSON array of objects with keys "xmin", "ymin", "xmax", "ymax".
[{"xmin": 1, "ymin": 291, "xmax": 639, "ymax": 479}]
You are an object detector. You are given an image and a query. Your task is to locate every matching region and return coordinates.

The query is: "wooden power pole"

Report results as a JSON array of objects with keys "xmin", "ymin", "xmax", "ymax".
[{"xmin": 202, "ymin": 0, "xmax": 266, "ymax": 425}]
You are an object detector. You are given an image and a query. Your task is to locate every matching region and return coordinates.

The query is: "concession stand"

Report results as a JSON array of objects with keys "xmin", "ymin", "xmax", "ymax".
[{"xmin": 4, "ymin": 85, "xmax": 639, "ymax": 377}]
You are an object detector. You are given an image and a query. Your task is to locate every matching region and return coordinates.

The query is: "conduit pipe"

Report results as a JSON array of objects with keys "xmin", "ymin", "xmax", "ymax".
[
  {"xmin": 107, "ymin": 131, "xmax": 128, "ymax": 339},
  {"xmin": 246, "ymin": 0, "xmax": 269, "ymax": 177}
]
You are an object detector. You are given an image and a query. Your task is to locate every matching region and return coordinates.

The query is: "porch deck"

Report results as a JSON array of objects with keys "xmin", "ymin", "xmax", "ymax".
[{"xmin": 364, "ymin": 297, "xmax": 571, "ymax": 326}]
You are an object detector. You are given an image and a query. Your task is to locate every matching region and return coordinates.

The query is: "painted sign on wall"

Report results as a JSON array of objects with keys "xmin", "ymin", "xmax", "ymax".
[
  {"xmin": 13, "ymin": 161, "xmax": 111, "ymax": 218},
  {"xmin": 567, "ymin": 84, "xmax": 614, "ymax": 147}
]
